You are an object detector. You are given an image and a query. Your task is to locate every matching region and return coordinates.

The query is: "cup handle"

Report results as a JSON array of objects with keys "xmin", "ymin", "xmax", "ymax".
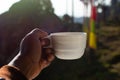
[{"xmin": 43, "ymin": 35, "xmax": 52, "ymax": 48}]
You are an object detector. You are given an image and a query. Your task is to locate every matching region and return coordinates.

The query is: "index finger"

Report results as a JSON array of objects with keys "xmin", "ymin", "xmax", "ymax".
[{"xmin": 28, "ymin": 28, "xmax": 48, "ymax": 39}]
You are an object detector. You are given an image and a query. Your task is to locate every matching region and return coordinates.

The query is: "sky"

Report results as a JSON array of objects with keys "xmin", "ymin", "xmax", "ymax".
[
  {"xmin": 0, "ymin": 0, "xmax": 111, "ymax": 17},
  {"xmin": 0, "ymin": 0, "xmax": 20, "ymax": 14},
  {"xmin": 51, "ymin": 0, "xmax": 85, "ymax": 17}
]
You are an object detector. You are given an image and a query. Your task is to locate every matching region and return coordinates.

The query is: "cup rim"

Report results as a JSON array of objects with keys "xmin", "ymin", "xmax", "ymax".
[{"xmin": 50, "ymin": 32, "xmax": 87, "ymax": 36}]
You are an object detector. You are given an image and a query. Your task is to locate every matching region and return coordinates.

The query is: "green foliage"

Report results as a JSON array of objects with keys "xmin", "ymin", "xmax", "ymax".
[
  {"xmin": 9, "ymin": 0, "xmax": 54, "ymax": 16},
  {"xmin": 97, "ymin": 25, "xmax": 120, "ymax": 78}
]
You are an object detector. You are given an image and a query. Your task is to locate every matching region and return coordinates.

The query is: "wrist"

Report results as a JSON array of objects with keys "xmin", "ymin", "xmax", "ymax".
[
  {"xmin": 0, "ymin": 65, "xmax": 28, "ymax": 80},
  {"xmin": 8, "ymin": 53, "xmax": 31, "ymax": 80}
]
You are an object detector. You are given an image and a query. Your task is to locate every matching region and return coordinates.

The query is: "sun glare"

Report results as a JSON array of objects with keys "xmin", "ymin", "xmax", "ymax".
[
  {"xmin": 0, "ymin": 0, "xmax": 111, "ymax": 17},
  {"xmin": 51, "ymin": 0, "xmax": 84, "ymax": 17},
  {"xmin": 0, "ymin": 0, "xmax": 20, "ymax": 14}
]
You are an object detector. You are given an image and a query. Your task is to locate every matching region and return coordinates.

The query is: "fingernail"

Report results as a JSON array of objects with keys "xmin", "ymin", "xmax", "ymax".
[{"xmin": 41, "ymin": 38, "xmax": 50, "ymax": 46}]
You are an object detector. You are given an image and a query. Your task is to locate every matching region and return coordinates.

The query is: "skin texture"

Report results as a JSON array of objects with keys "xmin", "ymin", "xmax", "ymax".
[{"xmin": 8, "ymin": 28, "xmax": 55, "ymax": 80}]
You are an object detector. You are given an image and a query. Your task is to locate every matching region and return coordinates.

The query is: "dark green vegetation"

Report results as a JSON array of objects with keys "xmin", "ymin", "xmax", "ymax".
[{"xmin": 97, "ymin": 25, "xmax": 120, "ymax": 79}]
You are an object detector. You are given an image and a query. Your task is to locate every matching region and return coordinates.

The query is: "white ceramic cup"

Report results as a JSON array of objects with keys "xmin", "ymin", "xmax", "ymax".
[{"xmin": 48, "ymin": 32, "xmax": 87, "ymax": 60}]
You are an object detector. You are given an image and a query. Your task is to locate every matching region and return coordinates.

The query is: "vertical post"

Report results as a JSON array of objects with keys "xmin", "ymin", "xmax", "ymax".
[
  {"xmin": 72, "ymin": 0, "xmax": 74, "ymax": 24},
  {"xmin": 83, "ymin": 0, "xmax": 89, "ymax": 33},
  {"xmin": 89, "ymin": 0, "xmax": 97, "ymax": 49},
  {"xmin": 66, "ymin": 0, "xmax": 68, "ymax": 14}
]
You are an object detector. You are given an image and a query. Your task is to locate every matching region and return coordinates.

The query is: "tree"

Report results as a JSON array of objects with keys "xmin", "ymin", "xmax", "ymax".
[{"xmin": 0, "ymin": 0, "xmax": 63, "ymax": 65}]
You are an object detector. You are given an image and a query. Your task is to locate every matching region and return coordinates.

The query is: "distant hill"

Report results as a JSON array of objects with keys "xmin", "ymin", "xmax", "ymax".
[
  {"xmin": 74, "ymin": 17, "xmax": 84, "ymax": 24},
  {"xmin": 58, "ymin": 15, "xmax": 84, "ymax": 24}
]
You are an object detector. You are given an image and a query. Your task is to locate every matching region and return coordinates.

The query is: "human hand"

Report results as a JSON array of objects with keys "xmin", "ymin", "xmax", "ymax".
[{"xmin": 8, "ymin": 28, "xmax": 55, "ymax": 80}]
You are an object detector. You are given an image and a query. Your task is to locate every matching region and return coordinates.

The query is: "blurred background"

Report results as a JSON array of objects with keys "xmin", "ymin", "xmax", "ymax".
[{"xmin": 0, "ymin": 0, "xmax": 120, "ymax": 80}]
